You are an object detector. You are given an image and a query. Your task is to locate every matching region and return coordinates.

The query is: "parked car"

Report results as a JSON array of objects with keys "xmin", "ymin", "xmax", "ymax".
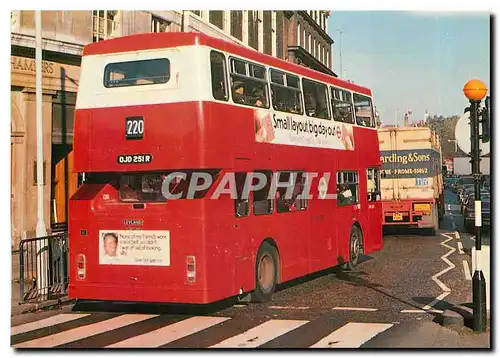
[
  {"xmin": 461, "ymin": 190, "xmax": 489, "ymax": 214},
  {"xmin": 463, "ymin": 192, "xmax": 490, "ymax": 233},
  {"xmin": 455, "ymin": 176, "xmax": 474, "ymax": 194},
  {"xmin": 445, "ymin": 177, "xmax": 459, "ymax": 190},
  {"xmin": 482, "ymin": 178, "xmax": 491, "ymax": 192},
  {"xmin": 458, "ymin": 184, "xmax": 475, "ymax": 203}
]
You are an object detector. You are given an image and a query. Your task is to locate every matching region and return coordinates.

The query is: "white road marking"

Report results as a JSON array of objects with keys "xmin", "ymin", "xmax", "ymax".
[
  {"xmin": 457, "ymin": 241, "xmax": 465, "ymax": 254},
  {"xmin": 422, "ymin": 292, "xmax": 450, "ymax": 310},
  {"xmin": 268, "ymin": 306, "xmax": 310, "ymax": 310},
  {"xmin": 332, "ymin": 307, "xmax": 378, "ymax": 312},
  {"xmin": 106, "ymin": 316, "xmax": 230, "ymax": 348},
  {"xmin": 13, "ymin": 314, "xmax": 157, "ymax": 348},
  {"xmin": 209, "ymin": 319, "xmax": 308, "ymax": 348},
  {"xmin": 454, "ymin": 231, "xmax": 460, "ymax": 240},
  {"xmin": 434, "ymin": 234, "xmax": 456, "ymax": 292},
  {"xmin": 463, "ymin": 260, "xmax": 472, "ymax": 281},
  {"xmin": 421, "ymin": 234, "xmax": 458, "ymax": 312},
  {"xmin": 400, "ymin": 309, "xmax": 443, "ymax": 314},
  {"xmin": 11, "ymin": 314, "xmax": 91, "ymax": 336},
  {"xmin": 310, "ymin": 322, "xmax": 393, "ymax": 348},
  {"xmin": 233, "ymin": 305, "xmax": 247, "ymax": 308}
]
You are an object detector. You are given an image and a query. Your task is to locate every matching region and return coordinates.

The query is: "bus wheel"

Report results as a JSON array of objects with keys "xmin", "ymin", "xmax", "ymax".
[
  {"xmin": 344, "ymin": 226, "xmax": 362, "ymax": 271},
  {"xmin": 252, "ymin": 242, "xmax": 278, "ymax": 302}
]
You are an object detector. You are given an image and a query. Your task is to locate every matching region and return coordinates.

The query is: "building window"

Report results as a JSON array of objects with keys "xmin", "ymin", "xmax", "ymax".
[
  {"xmin": 209, "ymin": 11, "xmax": 224, "ymax": 30},
  {"xmin": 303, "ymin": 29, "xmax": 306, "ymax": 48},
  {"xmin": 191, "ymin": 10, "xmax": 201, "ymax": 17},
  {"xmin": 302, "ymin": 78, "xmax": 330, "ymax": 119},
  {"xmin": 337, "ymin": 171, "xmax": 359, "ymax": 206},
  {"xmin": 317, "ymin": 42, "xmax": 320, "ymax": 60},
  {"xmin": 230, "ymin": 11, "xmax": 243, "ymax": 41},
  {"xmin": 276, "ymin": 11, "xmax": 283, "ymax": 59},
  {"xmin": 248, "ymin": 11, "xmax": 259, "ymax": 50},
  {"xmin": 313, "ymin": 38, "xmax": 316, "ymax": 57},
  {"xmin": 263, "ymin": 11, "xmax": 272, "ymax": 55},
  {"xmin": 308, "ymin": 34, "xmax": 311, "ymax": 53},
  {"xmin": 297, "ymin": 23, "xmax": 300, "ymax": 46},
  {"xmin": 151, "ymin": 16, "xmax": 170, "ymax": 33},
  {"xmin": 92, "ymin": 10, "xmax": 118, "ymax": 42}
]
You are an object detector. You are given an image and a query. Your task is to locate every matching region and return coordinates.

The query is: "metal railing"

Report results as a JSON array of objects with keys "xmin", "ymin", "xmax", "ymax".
[{"xmin": 19, "ymin": 233, "xmax": 68, "ymax": 303}]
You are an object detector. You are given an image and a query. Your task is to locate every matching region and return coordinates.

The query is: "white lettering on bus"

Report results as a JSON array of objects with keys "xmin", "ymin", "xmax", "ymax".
[{"xmin": 210, "ymin": 173, "xmax": 238, "ymax": 200}]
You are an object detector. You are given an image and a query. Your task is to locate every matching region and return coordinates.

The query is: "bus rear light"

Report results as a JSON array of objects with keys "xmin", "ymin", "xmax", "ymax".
[
  {"xmin": 186, "ymin": 256, "xmax": 196, "ymax": 283},
  {"xmin": 76, "ymin": 254, "xmax": 86, "ymax": 280}
]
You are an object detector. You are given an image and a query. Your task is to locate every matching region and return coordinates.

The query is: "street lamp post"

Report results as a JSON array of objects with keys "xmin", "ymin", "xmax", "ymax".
[
  {"xmin": 448, "ymin": 139, "xmax": 458, "ymax": 153},
  {"xmin": 463, "ymin": 79, "xmax": 488, "ymax": 332}
]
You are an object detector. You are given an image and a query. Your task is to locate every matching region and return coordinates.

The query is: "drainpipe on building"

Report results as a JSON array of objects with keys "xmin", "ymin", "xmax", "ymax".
[{"xmin": 35, "ymin": 10, "xmax": 48, "ymax": 300}]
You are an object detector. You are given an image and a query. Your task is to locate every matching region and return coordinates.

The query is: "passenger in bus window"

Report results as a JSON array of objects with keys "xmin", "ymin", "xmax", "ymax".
[
  {"xmin": 304, "ymin": 93, "xmax": 317, "ymax": 116},
  {"xmin": 232, "ymin": 80, "xmax": 246, "ymax": 104},
  {"xmin": 120, "ymin": 184, "xmax": 140, "ymax": 202},
  {"xmin": 338, "ymin": 184, "xmax": 353, "ymax": 205},
  {"xmin": 251, "ymin": 87, "xmax": 266, "ymax": 107},
  {"xmin": 213, "ymin": 80, "xmax": 226, "ymax": 100}
]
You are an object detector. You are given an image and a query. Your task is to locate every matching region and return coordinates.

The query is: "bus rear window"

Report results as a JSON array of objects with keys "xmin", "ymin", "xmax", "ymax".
[
  {"xmin": 119, "ymin": 171, "xmax": 218, "ymax": 202},
  {"xmin": 104, "ymin": 58, "xmax": 170, "ymax": 88}
]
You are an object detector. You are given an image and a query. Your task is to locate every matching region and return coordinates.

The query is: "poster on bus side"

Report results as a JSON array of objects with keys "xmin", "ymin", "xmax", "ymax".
[
  {"xmin": 99, "ymin": 230, "xmax": 170, "ymax": 266},
  {"xmin": 254, "ymin": 109, "xmax": 355, "ymax": 150}
]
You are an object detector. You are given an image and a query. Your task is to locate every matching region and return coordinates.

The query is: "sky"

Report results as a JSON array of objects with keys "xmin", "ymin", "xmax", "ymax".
[{"xmin": 327, "ymin": 11, "xmax": 490, "ymax": 126}]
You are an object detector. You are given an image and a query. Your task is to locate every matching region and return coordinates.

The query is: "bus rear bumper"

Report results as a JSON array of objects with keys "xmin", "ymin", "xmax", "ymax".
[{"xmin": 68, "ymin": 283, "xmax": 222, "ymax": 305}]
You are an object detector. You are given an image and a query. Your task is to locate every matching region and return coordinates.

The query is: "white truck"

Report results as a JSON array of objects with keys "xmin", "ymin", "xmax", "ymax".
[{"xmin": 378, "ymin": 127, "xmax": 445, "ymax": 234}]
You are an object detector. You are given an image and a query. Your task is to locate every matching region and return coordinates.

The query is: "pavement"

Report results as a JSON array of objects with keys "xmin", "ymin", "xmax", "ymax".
[{"xmin": 10, "ymin": 189, "xmax": 490, "ymax": 348}]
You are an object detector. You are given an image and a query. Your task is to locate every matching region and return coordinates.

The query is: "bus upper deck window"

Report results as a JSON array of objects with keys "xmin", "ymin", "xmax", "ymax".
[
  {"xmin": 229, "ymin": 58, "xmax": 269, "ymax": 109},
  {"xmin": 302, "ymin": 79, "xmax": 330, "ymax": 120},
  {"xmin": 210, "ymin": 51, "xmax": 228, "ymax": 101},
  {"xmin": 331, "ymin": 87, "xmax": 354, "ymax": 124},
  {"xmin": 104, "ymin": 58, "xmax": 170, "ymax": 88},
  {"xmin": 353, "ymin": 93, "xmax": 375, "ymax": 128}
]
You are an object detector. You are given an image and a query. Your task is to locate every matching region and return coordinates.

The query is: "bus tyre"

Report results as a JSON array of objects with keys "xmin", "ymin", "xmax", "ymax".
[
  {"xmin": 252, "ymin": 242, "xmax": 278, "ymax": 303},
  {"xmin": 344, "ymin": 226, "xmax": 362, "ymax": 271}
]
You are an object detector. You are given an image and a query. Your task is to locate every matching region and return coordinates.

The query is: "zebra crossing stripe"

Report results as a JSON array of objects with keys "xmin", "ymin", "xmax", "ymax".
[
  {"xmin": 11, "ymin": 314, "xmax": 91, "ymax": 336},
  {"xmin": 210, "ymin": 319, "xmax": 308, "ymax": 348},
  {"xmin": 310, "ymin": 322, "xmax": 393, "ymax": 348},
  {"xmin": 106, "ymin": 316, "xmax": 230, "ymax": 348},
  {"xmin": 13, "ymin": 314, "xmax": 157, "ymax": 348}
]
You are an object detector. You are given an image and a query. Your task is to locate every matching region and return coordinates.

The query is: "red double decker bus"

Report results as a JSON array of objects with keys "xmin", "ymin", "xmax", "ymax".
[{"xmin": 69, "ymin": 32, "xmax": 383, "ymax": 304}]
